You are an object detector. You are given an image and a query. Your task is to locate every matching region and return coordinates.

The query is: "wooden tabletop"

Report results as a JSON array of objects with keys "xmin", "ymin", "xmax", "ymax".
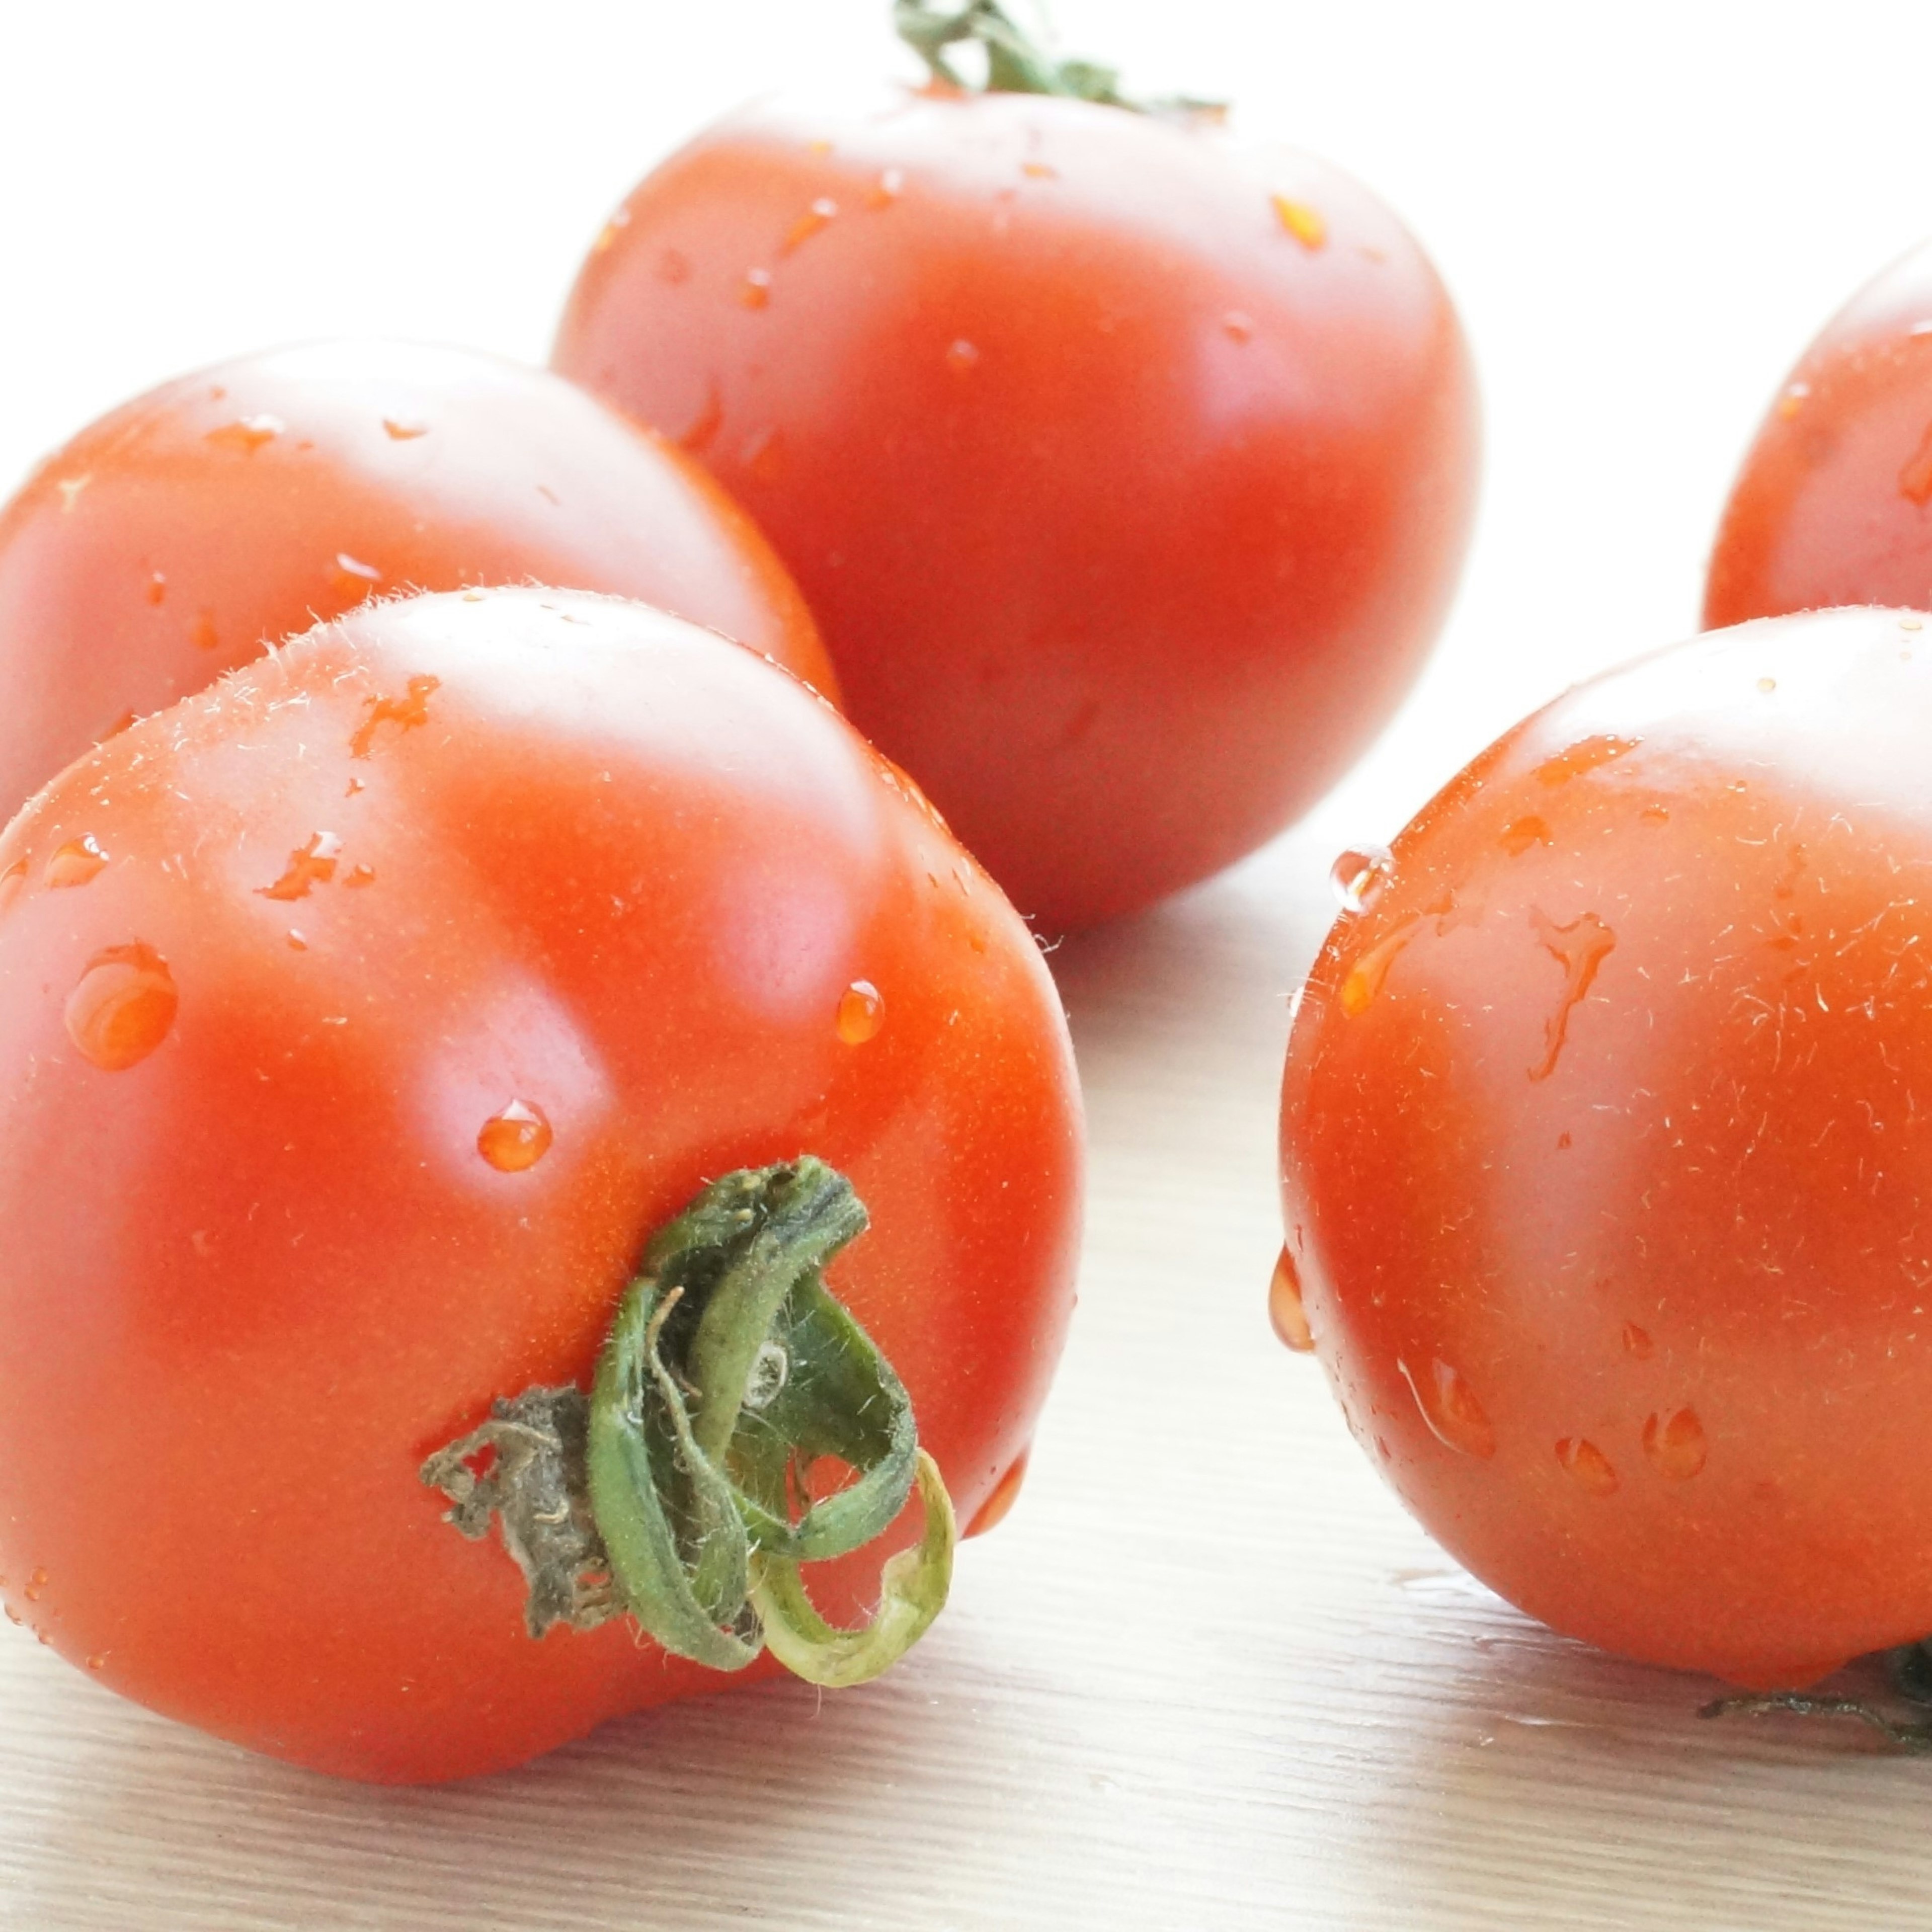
[{"xmin": 11, "ymin": 3, "xmax": 1932, "ymax": 1925}]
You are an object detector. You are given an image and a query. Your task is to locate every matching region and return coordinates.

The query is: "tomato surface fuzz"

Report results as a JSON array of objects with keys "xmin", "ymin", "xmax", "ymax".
[
  {"xmin": 1281, "ymin": 607, "xmax": 1932, "ymax": 1690},
  {"xmin": 554, "ymin": 82, "xmax": 1478, "ymax": 930},
  {"xmin": 0, "ymin": 339, "xmax": 835, "ymax": 822},
  {"xmin": 0, "ymin": 588, "xmax": 1079, "ymax": 1782}
]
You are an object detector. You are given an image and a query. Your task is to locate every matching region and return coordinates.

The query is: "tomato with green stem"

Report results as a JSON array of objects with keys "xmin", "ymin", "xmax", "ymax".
[
  {"xmin": 1280, "ymin": 606, "xmax": 1932, "ymax": 1696},
  {"xmin": 0, "ymin": 338, "xmax": 836, "ymax": 821},
  {"xmin": 554, "ymin": 0, "xmax": 1477, "ymax": 931},
  {"xmin": 0, "ymin": 587, "xmax": 1078, "ymax": 1783}
]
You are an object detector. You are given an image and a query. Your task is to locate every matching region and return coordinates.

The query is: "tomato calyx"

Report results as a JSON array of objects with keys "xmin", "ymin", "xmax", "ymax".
[
  {"xmin": 892, "ymin": 0, "xmax": 1223, "ymax": 118},
  {"xmin": 422, "ymin": 1159, "xmax": 957, "ymax": 1689},
  {"xmin": 1699, "ymin": 1644, "xmax": 1932, "ymax": 1755}
]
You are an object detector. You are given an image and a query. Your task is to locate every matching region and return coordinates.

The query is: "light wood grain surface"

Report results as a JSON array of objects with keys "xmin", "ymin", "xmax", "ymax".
[{"xmin": 13, "ymin": 3, "xmax": 1932, "ymax": 1925}]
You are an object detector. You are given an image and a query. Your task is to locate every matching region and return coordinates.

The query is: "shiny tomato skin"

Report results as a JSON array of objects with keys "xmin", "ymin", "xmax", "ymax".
[
  {"xmin": 0, "ymin": 339, "xmax": 836, "ymax": 819},
  {"xmin": 554, "ymin": 88, "xmax": 1478, "ymax": 930},
  {"xmin": 1280, "ymin": 607, "xmax": 1932, "ymax": 1689},
  {"xmin": 1707, "ymin": 237, "xmax": 1932, "ymax": 624},
  {"xmin": 0, "ymin": 588, "xmax": 1079, "ymax": 1783}
]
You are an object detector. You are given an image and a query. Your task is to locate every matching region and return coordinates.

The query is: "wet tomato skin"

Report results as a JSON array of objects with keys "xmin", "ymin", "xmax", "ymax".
[
  {"xmin": 0, "ymin": 339, "xmax": 836, "ymax": 819},
  {"xmin": 0, "ymin": 588, "xmax": 1079, "ymax": 1783},
  {"xmin": 555, "ymin": 88, "xmax": 1478, "ymax": 930},
  {"xmin": 1708, "ymin": 236, "xmax": 1932, "ymax": 624},
  {"xmin": 1280, "ymin": 607, "xmax": 1932, "ymax": 1689}
]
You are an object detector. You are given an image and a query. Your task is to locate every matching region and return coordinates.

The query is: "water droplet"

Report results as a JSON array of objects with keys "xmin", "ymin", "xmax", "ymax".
[
  {"xmin": 739, "ymin": 269, "xmax": 772, "ymax": 309},
  {"xmin": 1643, "ymin": 1406, "xmax": 1707, "ymax": 1480},
  {"xmin": 590, "ymin": 206, "xmax": 632, "ymax": 255},
  {"xmin": 2, "ymin": 1606, "xmax": 18, "ymax": 1627},
  {"xmin": 86, "ymin": 1652, "xmax": 108, "ymax": 1672},
  {"xmin": 1221, "ymin": 309, "xmax": 1256, "ymax": 343},
  {"xmin": 145, "ymin": 571, "xmax": 168, "ymax": 605},
  {"xmin": 382, "ymin": 417, "xmax": 429, "ymax": 441},
  {"xmin": 205, "ymin": 414, "xmax": 284, "ymax": 454},
  {"xmin": 477, "ymin": 1100, "xmax": 553, "ymax": 1173},
  {"xmin": 967, "ymin": 1450, "xmax": 1030, "ymax": 1537},
  {"xmin": 1556, "ymin": 1437, "xmax": 1618, "ymax": 1495},
  {"xmin": 1272, "ymin": 194, "xmax": 1328, "ymax": 249},
  {"xmin": 66, "ymin": 943, "xmax": 178, "ymax": 1071},
  {"xmin": 1339, "ymin": 920, "xmax": 1416, "ymax": 1017},
  {"xmin": 1329, "ymin": 845, "xmax": 1393, "ymax": 914},
  {"xmin": 945, "ymin": 339, "xmax": 981, "ymax": 376},
  {"xmin": 1399, "ymin": 1357, "xmax": 1496, "ymax": 1459},
  {"xmin": 287, "ymin": 930, "xmax": 307, "ymax": 950},
  {"xmin": 344, "ymin": 863, "xmax": 376, "ymax": 888},
  {"xmin": 1776, "ymin": 381, "xmax": 1810, "ymax": 421},
  {"xmin": 837, "ymin": 980, "xmax": 885, "ymax": 1044},
  {"xmin": 0, "ymin": 858, "xmax": 28, "ymax": 912},
  {"xmin": 350, "ymin": 675, "xmax": 440, "ymax": 759},
  {"xmin": 1528, "ymin": 908, "xmax": 1616, "ymax": 1081},
  {"xmin": 1757, "ymin": 676, "xmax": 1777, "ymax": 695},
  {"xmin": 333, "ymin": 552, "xmax": 382, "ymax": 592},
  {"xmin": 45, "ymin": 837, "xmax": 108, "ymax": 889},
  {"xmin": 1640, "ymin": 803, "xmax": 1670, "ymax": 825},
  {"xmin": 191, "ymin": 609, "xmax": 219, "ymax": 651},
  {"xmin": 865, "ymin": 168, "xmax": 904, "ymax": 209},
  {"xmin": 25, "ymin": 1568, "xmax": 46, "ymax": 1599},
  {"xmin": 1268, "ymin": 1245, "xmax": 1314, "ymax": 1351},
  {"xmin": 1535, "ymin": 735, "xmax": 1640, "ymax": 787},
  {"xmin": 783, "ymin": 197, "xmax": 839, "ymax": 252},
  {"xmin": 256, "ymin": 831, "xmax": 342, "ymax": 902},
  {"xmin": 1501, "ymin": 815, "xmax": 1552, "ymax": 856}
]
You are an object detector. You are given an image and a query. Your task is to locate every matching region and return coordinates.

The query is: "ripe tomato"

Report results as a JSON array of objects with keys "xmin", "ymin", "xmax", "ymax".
[
  {"xmin": 1279, "ymin": 606, "xmax": 1932, "ymax": 1691},
  {"xmin": 0, "ymin": 587, "xmax": 1079, "ymax": 1783},
  {"xmin": 0, "ymin": 339, "xmax": 836, "ymax": 820},
  {"xmin": 552, "ymin": 34, "xmax": 1478, "ymax": 930},
  {"xmin": 1707, "ymin": 235, "xmax": 1932, "ymax": 623}
]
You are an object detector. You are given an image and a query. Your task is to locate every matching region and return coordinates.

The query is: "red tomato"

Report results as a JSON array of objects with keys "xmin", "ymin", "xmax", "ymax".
[
  {"xmin": 553, "ymin": 76, "xmax": 1478, "ymax": 930},
  {"xmin": 1707, "ymin": 235, "xmax": 1932, "ymax": 623},
  {"xmin": 1279, "ymin": 607, "xmax": 1932, "ymax": 1691},
  {"xmin": 0, "ymin": 587, "xmax": 1079, "ymax": 1783},
  {"xmin": 0, "ymin": 339, "xmax": 836, "ymax": 820}
]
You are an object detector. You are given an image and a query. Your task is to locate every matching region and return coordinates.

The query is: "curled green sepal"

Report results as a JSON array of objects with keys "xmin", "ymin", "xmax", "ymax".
[{"xmin": 424, "ymin": 1158, "xmax": 955, "ymax": 1689}]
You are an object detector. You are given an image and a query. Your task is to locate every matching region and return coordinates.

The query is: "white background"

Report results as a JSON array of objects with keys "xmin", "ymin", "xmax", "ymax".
[{"xmin": 6, "ymin": 5, "xmax": 1932, "ymax": 1927}]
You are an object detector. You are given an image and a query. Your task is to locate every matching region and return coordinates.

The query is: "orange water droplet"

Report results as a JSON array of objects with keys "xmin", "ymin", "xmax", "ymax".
[
  {"xmin": 865, "ymin": 168, "xmax": 905, "ymax": 209},
  {"xmin": 1643, "ymin": 1407, "xmax": 1707, "ymax": 1480},
  {"xmin": 1528, "ymin": 908, "xmax": 1616, "ymax": 1080},
  {"xmin": 206, "ymin": 414, "xmax": 283, "ymax": 454},
  {"xmin": 1501, "ymin": 815, "xmax": 1552, "ymax": 856},
  {"xmin": 837, "ymin": 980, "xmax": 885, "ymax": 1044},
  {"xmin": 382, "ymin": 416, "xmax": 429, "ymax": 441},
  {"xmin": 1399, "ymin": 1357, "xmax": 1496, "ymax": 1459},
  {"xmin": 945, "ymin": 339, "xmax": 981, "ymax": 376},
  {"xmin": 66, "ymin": 943, "xmax": 178, "ymax": 1071},
  {"xmin": 967, "ymin": 1450, "xmax": 1030, "ymax": 1537},
  {"xmin": 350, "ymin": 675, "xmax": 440, "ymax": 758},
  {"xmin": 591, "ymin": 206, "xmax": 631, "ymax": 254},
  {"xmin": 1556, "ymin": 1437, "xmax": 1618, "ymax": 1495},
  {"xmin": 1535, "ymin": 735, "xmax": 1640, "ymax": 786},
  {"xmin": 257, "ymin": 831, "xmax": 342, "ymax": 901},
  {"xmin": 1623, "ymin": 1322, "xmax": 1653, "ymax": 1358},
  {"xmin": 46, "ymin": 837, "xmax": 108, "ymax": 888},
  {"xmin": 783, "ymin": 197, "xmax": 839, "ymax": 252},
  {"xmin": 191, "ymin": 609, "xmax": 219, "ymax": 651},
  {"xmin": 332, "ymin": 552, "xmax": 383, "ymax": 595},
  {"xmin": 286, "ymin": 930, "xmax": 307, "ymax": 950},
  {"xmin": 1272, "ymin": 195, "xmax": 1327, "ymax": 249},
  {"xmin": 2, "ymin": 1606, "xmax": 18, "ymax": 1626},
  {"xmin": 145, "ymin": 571, "xmax": 168, "ymax": 605},
  {"xmin": 739, "ymin": 269, "xmax": 772, "ymax": 309},
  {"xmin": 1268, "ymin": 1245, "xmax": 1314, "ymax": 1351},
  {"xmin": 1339, "ymin": 920, "xmax": 1416, "ymax": 1018},
  {"xmin": 1329, "ymin": 845, "xmax": 1392, "ymax": 914},
  {"xmin": 344, "ymin": 863, "xmax": 376, "ymax": 888},
  {"xmin": 86, "ymin": 1652, "xmax": 108, "ymax": 1671},
  {"xmin": 1221, "ymin": 309, "xmax": 1255, "ymax": 343},
  {"xmin": 1776, "ymin": 381, "xmax": 1810, "ymax": 421},
  {"xmin": 0, "ymin": 858, "xmax": 28, "ymax": 911},
  {"xmin": 477, "ymin": 1100, "xmax": 553, "ymax": 1173},
  {"xmin": 26, "ymin": 1568, "xmax": 46, "ymax": 1597}
]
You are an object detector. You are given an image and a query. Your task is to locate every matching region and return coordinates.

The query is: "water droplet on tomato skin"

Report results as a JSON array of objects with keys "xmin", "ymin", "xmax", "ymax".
[
  {"xmin": 1221, "ymin": 310, "xmax": 1255, "ymax": 343},
  {"xmin": 945, "ymin": 339, "xmax": 981, "ymax": 376},
  {"xmin": 740, "ymin": 269, "xmax": 772, "ymax": 309},
  {"xmin": 967, "ymin": 1450, "xmax": 1030, "ymax": 1537},
  {"xmin": 1643, "ymin": 1407, "xmax": 1708, "ymax": 1480},
  {"xmin": 86, "ymin": 1652, "xmax": 108, "ymax": 1672},
  {"xmin": 1329, "ymin": 845, "xmax": 1392, "ymax": 914},
  {"xmin": 1398, "ymin": 1357, "xmax": 1496, "ymax": 1460},
  {"xmin": 25, "ymin": 1568, "xmax": 46, "ymax": 1600},
  {"xmin": 65, "ymin": 944, "xmax": 179, "ymax": 1072},
  {"xmin": 145, "ymin": 571, "xmax": 167, "ymax": 605},
  {"xmin": 477, "ymin": 1100, "xmax": 553, "ymax": 1173},
  {"xmin": 864, "ymin": 168, "xmax": 904, "ymax": 210},
  {"xmin": 0, "ymin": 858, "xmax": 27, "ymax": 912},
  {"xmin": 382, "ymin": 417, "xmax": 429, "ymax": 441},
  {"xmin": 45, "ymin": 837, "xmax": 108, "ymax": 888},
  {"xmin": 782, "ymin": 197, "xmax": 839, "ymax": 252},
  {"xmin": 1556, "ymin": 1437, "xmax": 1618, "ymax": 1496},
  {"xmin": 837, "ymin": 981, "xmax": 885, "ymax": 1045},
  {"xmin": 1268, "ymin": 1246, "xmax": 1314, "ymax": 1351},
  {"xmin": 1272, "ymin": 195, "xmax": 1327, "ymax": 249}
]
